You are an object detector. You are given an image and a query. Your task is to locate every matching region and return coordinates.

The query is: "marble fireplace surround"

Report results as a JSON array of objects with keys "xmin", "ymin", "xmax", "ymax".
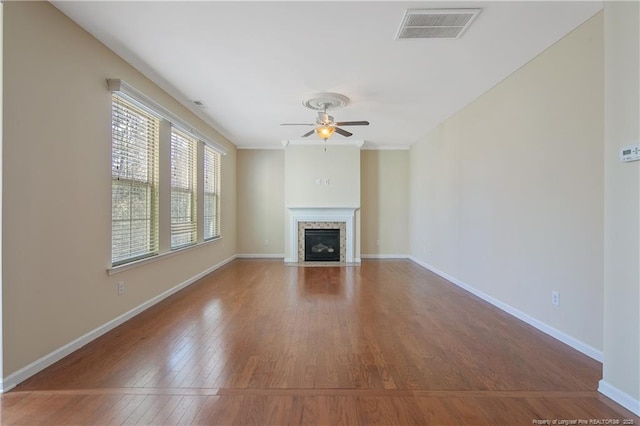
[{"xmin": 286, "ymin": 207, "xmax": 356, "ymax": 263}]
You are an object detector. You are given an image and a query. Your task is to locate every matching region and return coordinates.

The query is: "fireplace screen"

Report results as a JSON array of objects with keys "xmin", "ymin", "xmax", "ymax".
[{"xmin": 304, "ymin": 229, "xmax": 340, "ymax": 262}]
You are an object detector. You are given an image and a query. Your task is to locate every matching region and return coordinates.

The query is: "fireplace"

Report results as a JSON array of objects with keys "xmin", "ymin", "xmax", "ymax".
[
  {"xmin": 297, "ymin": 221, "xmax": 346, "ymax": 262},
  {"xmin": 287, "ymin": 207, "xmax": 357, "ymax": 263},
  {"xmin": 305, "ymin": 229, "xmax": 340, "ymax": 262}
]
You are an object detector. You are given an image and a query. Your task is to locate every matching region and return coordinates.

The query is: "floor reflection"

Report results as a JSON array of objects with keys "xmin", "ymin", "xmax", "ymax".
[{"xmin": 295, "ymin": 266, "xmax": 357, "ymax": 298}]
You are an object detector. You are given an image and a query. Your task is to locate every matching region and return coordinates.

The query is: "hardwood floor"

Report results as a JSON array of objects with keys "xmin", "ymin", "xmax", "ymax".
[{"xmin": 1, "ymin": 259, "xmax": 637, "ymax": 425}]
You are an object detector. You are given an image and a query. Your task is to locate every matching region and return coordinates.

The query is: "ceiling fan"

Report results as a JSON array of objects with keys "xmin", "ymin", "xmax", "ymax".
[{"xmin": 281, "ymin": 93, "xmax": 369, "ymax": 140}]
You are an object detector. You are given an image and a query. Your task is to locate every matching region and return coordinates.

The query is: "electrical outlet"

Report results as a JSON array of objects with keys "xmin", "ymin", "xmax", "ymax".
[
  {"xmin": 264, "ymin": 239, "xmax": 269, "ymax": 246},
  {"xmin": 551, "ymin": 291, "xmax": 559, "ymax": 306},
  {"xmin": 118, "ymin": 281, "xmax": 125, "ymax": 296}
]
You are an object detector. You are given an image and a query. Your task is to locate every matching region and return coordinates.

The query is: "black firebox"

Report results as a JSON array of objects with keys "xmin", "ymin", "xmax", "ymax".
[{"xmin": 304, "ymin": 229, "xmax": 340, "ymax": 262}]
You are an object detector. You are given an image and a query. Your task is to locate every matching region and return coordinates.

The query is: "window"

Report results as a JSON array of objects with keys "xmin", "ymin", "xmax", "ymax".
[
  {"xmin": 203, "ymin": 145, "xmax": 221, "ymax": 240},
  {"xmin": 108, "ymin": 79, "xmax": 226, "ymax": 271},
  {"xmin": 111, "ymin": 95, "xmax": 160, "ymax": 266},
  {"xmin": 170, "ymin": 128, "xmax": 198, "ymax": 249}
]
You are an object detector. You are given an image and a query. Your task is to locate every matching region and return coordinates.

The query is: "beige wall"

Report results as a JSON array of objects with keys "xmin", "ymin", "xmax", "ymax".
[
  {"xmin": 237, "ymin": 148, "xmax": 412, "ymax": 259},
  {"xmin": 2, "ymin": 2, "xmax": 236, "ymax": 377},
  {"xmin": 237, "ymin": 149, "xmax": 284, "ymax": 256},
  {"xmin": 601, "ymin": 1, "xmax": 640, "ymax": 411},
  {"xmin": 409, "ymin": 13, "xmax": 604, "ymax": 352},
  {"xmin": 0, "ymin": 2, "xmax": 4, "ymax": 381},
  {"xmin": 284, "ymin": 144, "xmax": 361, "ymax": 208},
  {"xmin": 283, "ymin": 144, "xmax": 361, "ymax": 260},
  {"xmin": 361, "ymin": 150, "xmax": 409, "ymax": 256}
]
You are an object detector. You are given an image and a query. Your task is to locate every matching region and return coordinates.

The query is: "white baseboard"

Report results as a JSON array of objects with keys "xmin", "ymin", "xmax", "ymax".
[
  {"xmin": 0, "ymin": 255, "xmax": 237, "ymax": 393},
  {"xmin": 408, "ymin": 256, "xmax": 603, "ymax": 362},
  {"xmin": 361, "ymin": 254, "xmax": 409, "ymax": 259},
  {"xmin": 235, "ymin": 254, "xmax": 284, "ymax": 259},
  {"xmin": 599, "ymin": 380, "xmax": 640, "ymax": 415}
]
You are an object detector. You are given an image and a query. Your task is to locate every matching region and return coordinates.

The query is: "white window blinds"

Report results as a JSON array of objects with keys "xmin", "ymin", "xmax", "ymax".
[
  {"xmin": 111, "ymin": 95, "xmax": 160, "ymax": 265},
  {"xmin": 171, "ymin": 128, "xmax": 198, "ymax": 249},
  {"xmin": 204, "ymin": 145, "xmax": 221, "ymax": 240}
]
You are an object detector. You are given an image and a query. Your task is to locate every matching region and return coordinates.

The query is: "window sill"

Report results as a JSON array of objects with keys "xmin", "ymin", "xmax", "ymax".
[{"xmin": 107, "ymin": 236, "xmax": 223, "ymax": 276}]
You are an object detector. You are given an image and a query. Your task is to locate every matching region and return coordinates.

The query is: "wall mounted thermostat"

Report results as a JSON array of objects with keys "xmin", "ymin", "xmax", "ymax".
[{"xmin": 620, "ymin": 144, "xmax": 640, "ymax": 162}]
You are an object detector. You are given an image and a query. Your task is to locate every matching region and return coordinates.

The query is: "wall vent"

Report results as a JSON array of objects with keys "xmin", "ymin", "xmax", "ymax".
[{"xmin": 396, "ymin": 9, "xmax": 481, "ymax": 40}]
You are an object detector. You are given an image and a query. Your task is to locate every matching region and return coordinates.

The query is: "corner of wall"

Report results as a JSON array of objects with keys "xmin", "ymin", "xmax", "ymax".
[
  {"xmin": 0, "ymin": 0, "xmax": 4, "ymax": 388},
  {"xmin": 602, "ymin": 0, "xmax": 640, "ymax": 412}
]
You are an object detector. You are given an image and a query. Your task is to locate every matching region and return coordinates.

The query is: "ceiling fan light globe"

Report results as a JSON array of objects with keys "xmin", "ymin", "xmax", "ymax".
[{"xmin": 316, "ymin": 125, "xmax": 335, "ymax": 140}]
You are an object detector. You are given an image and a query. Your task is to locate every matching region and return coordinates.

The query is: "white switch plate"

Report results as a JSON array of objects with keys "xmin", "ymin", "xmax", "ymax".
[{"xmin": 620, "ymin": 144, "xmax": 640, "ymax": 162}]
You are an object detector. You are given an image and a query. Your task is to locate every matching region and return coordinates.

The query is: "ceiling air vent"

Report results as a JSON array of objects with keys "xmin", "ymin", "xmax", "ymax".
[{"xmin": 396, "ymin": 9, "xmax": 481, "ymax": 40}]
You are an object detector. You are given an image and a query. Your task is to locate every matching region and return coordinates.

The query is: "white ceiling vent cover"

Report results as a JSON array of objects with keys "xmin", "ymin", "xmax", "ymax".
[{"xmin": 396, "ymin": 9, "xmax": 481, "ymax": 40}]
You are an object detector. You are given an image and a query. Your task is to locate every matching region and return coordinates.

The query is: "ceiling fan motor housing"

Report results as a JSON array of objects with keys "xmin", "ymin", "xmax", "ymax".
[
  {"xmin": 280, "ymin": 92, "xmax": 369, "ymax": 139},
  {"xmin": 317, "ymin": 112, "xmax": 334, "ymax": 126}
]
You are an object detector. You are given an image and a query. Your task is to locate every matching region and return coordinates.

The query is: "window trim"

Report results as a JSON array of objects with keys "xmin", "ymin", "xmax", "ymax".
[
  {"xmin": 110, "ymin": 95, "xmax": 160, "ymax": 266},
  {"xmin": 107, "ymin": 79, "xmax": 227, "ymax": 156},
  {"xmin": 203, "ymin": 145, "xmax": 221, "ymax": 241},
  {"xmin": 111, "ymin": 179, "xmax": 158, "ymax": 267},
  {"xmin": 170, "ymin": 127, "xmax": 198, "ymax": 250},
  {"xmin": 108, "ymin": 79, "xmax": 225, "ymax": 272},
  {"xmin": 107, "ymin": 236, "xmax": 223, "ymax": 276}
]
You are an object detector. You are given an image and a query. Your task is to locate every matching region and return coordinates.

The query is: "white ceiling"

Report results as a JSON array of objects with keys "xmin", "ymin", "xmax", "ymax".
[{"xmin": 52, "ymin": 1, "xmax": 602, "ymax": 149}]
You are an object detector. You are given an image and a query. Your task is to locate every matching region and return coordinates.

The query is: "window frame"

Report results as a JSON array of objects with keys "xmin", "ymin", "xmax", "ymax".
[
  {"xmin": 108, "ymin": 79, "xmax": 226, "ymax": 273},
  {"xmin": 170, "ymin": 127, "xmax": 199, "ymax": 250},
  {"xmin": 203, "ymin": 144, "xmax": 221, "ymax": 241},
  {"xmin": 110, "ymin": 94, "xmax": 160, "ymax": 267}
]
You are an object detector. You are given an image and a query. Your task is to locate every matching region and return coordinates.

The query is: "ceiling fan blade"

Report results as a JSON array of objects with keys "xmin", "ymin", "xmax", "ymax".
[
  {"xmin": 333, "ymin": 127, "xmax": 353, "ymax": 137},
  {"xmin": 302, "ymin": 129, "xmax": 315, "ymax": 137},
  {"xmin": 335, "ymin": 120, "xmax": 369, "ymax": 126},
  {"xmin": 281, "ymin": 123, "xmax": 314, "ymax": 126}
]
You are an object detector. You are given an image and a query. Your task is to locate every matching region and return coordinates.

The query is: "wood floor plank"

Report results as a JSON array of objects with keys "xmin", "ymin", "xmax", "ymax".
[
  {"xmin": 138, "ymin": 395, "xmax": 183, "ymax": 425},
  {"xmin": 3, "ymin": 260, "xmax": 638, "ymax": 425},
  {"xmin": 121, "ymin": 394, "xmax": 164, "ymax": 425},
  {"xmin": 0, "ymin": 392, "xmax": 35, "ymax": 424},
  {"xmin": 0, "ymin": 394, "xmax": 56, "ymax": 425},
  {"xmin": 162, "ymin": 395, "xmax": 206, "ymax": 425},
  {"xmin": 34, "ymin": 394, "xmax": 91, "ymax": 425}
]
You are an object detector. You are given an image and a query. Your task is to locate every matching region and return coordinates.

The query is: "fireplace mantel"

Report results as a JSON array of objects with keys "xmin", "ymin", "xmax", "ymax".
[{"xmin": 286, "ymin": 207, "xmax": 357, "ymax": 263}]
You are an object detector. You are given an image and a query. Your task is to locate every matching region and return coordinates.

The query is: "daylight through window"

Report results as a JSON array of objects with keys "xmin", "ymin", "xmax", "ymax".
[
  {"xmin": 111, "ymin": 95, "xmax": 160, "ymax": 265},
  {"xmin": 204, "ymin": 145, "xmax": 221, "ymax": 240},
  {"xmin": 170, "ymin": 128, "xmax": 198, "ymax": 249},
  {"xmin": 109, "ymin": 80, "xmax": 225, "ymax": 269}
]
